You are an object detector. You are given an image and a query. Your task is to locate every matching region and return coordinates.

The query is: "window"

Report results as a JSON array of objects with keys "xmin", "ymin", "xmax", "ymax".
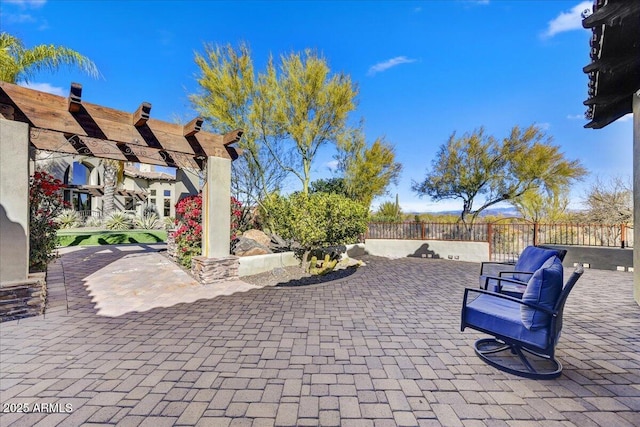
[
  {"xmin": 164, "ymin": 189, "xmax": 171, "ymax": 197},
  {"xmin": 164, "ymin": 199, "xmax": 171, "ymax": 217},
  {"xmin": 150, "ymin": 198, "xmax": 156, "ymax": 206},
  {"xmin": 150, "ymin": 189, "xmax": 156, "ymax": 196}
]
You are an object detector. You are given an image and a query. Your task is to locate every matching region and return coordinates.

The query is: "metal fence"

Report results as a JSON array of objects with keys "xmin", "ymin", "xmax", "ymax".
[
  {"xmin": 367, "ymin": 221, "xmax": 633, "ymax": 261},
  {"xmin": 77, "ymin": 210, "xmax": 102, "ymax": 219},
  {"xmin": 366, "ymin": 222, "xmax": 488, "ymax": 241}
]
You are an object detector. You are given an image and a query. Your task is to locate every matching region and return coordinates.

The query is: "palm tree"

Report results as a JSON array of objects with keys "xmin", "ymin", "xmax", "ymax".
[
  {"xmin": 0, "ymin": 32, "xmax": 99, "ymax": 83},
  {"xmin": 102, "ymin": 159, "xmax": 124, "ymax": 216}
]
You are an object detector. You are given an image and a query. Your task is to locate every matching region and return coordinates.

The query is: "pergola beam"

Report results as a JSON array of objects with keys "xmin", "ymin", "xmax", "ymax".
[
  {"xmin": 67, "ymin": 82, "xmax": 82, "ymax": 113},
  {"xmin": 183, "ymin": 117, "xmax": 203, "ymax": 137},
  {"xmin": 132, "ymin": 102, "xmax": 151, "ymax": 127},
  {"xmin": 30, "ymin": 127, "xmax": 201, "ymax": 169},
  {"xmin": 223, "ymin": 129, "xmax": 243, "ymax": 146}
]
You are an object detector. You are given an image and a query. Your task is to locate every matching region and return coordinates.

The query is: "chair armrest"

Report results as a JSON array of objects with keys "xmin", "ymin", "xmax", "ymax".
[
  {"xmin": 480, "ymin": 261, "xmax": 515, "ymax": 275},
  {"xmin": 498, "ymin": 270, "xmax": 534, "ymax": 279},
  {"xmin": 463, "ymin": 287, "xmax": 557, "ymax": 316},
  {"xmin": 480, "ymin": 275, "xmax": 528, "ymax": 291}
]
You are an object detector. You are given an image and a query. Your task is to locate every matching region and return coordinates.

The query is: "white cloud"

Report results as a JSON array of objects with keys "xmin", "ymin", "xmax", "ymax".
[
  {"xmin": 367, "ymin": 56, "xmax": 416, "ymax": 76},
  {"xmin": 19, "ymin": 82, "xmax": 65, "ymax": 96},
  {"xmin": 2, "ymin": 13, "xmax": 36, "ymax": 24},
  {"xmin": 4, "ymin": 0, "xmax": 46, "ymax": 8},
  {"xmin": 542, "ymin": 1, "xmax": 592, "ymax": 38},
  {"xmin": 324, "ymin": 160, "xmax": 339, "ymax": 171},
  {"xmin": 618, "ymin": 113, "xmax": 633, "ymax": 122},
  {"xmin": 567, "ymin": 114, "xmax": 584, "ymax": 120}
]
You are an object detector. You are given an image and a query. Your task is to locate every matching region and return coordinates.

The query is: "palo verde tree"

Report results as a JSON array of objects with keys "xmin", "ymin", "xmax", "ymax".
[
  {"xmin": 336, "ymin": 123, "xmax": 402, "ymax": 208},
  {"xmin": 511, "ymin": 187, "xmax": 571, "ymax": 223},
  {"xmin": 190, "ymin": 43, "xmax": 289, "ymax": 208},
  {"xmin": 0, "ymin": 32, "xmax": 98, "ymax": 83},
  {"xmin": 412, "ymin": 125, "xmax": 587, "ymax": 231},
  {"xmin": 268, "ymin": 49, "xmax": 358, "ymax": 194},
  {"xmin": 191, "ymin": 45, "xmax": 356, "ymax": 200}
]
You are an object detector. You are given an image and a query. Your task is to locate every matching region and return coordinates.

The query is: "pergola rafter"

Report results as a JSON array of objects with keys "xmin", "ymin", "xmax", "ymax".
[{"xmin": 0, "ymin": 81, "xmax": 242, "ymax": 170}]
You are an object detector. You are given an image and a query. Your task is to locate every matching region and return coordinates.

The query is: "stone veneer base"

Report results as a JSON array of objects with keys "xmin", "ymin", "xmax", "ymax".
[
  {"xmin": 0, "ymin": 272, "xmax": 47, "ymax": 322},
  {"xmin": 191, "ymin": 255, "xmax": 240, "ymax": 284}
]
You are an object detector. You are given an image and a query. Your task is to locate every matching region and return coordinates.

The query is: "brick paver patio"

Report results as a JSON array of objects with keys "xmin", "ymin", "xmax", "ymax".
[{"xmin": 1, "ymin": 245, "xmax": 639, "ymax": 426}]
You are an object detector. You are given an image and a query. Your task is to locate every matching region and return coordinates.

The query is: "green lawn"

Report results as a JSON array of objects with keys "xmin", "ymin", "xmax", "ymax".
[{"xmin": 57, "ymin": 229, "xmax": 167, "ymax": 247}]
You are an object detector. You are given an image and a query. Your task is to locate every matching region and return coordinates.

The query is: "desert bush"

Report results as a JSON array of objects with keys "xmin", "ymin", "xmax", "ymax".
[
  {"xmin": 104, "ymin": 211, "xmax": 133, "ymax": 230},
  {"xmin": 55, "ymin": 209, "xmax": 81, "ymax": 229},
  {"xmin": 163, "ymin": 216, "xmax": 175, "ymax": 230},
  {"xmin": 85, "ymin": 216, "xmax": 103, "ymax": 228},
  {"xmin": 260, "ymin": 192, "xmax": 369, "ymax": 253},
  {"xmin": 135, "ymin": 213, "xmax": 160, "ymax": 230}
]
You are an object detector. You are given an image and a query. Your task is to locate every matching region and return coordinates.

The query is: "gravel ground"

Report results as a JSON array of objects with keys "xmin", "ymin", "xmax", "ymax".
[
  {"xmin": 160, "ymin": 249, "xmax": 372, "ymax": 287},
  {"xmin": 240, "ymin": 262, "xmax": 363, "ymax": 287}
]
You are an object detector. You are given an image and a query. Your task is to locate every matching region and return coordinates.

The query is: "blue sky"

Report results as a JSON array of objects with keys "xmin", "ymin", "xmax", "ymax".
[{"xmin": 2, "ymin": 0, "xmax": 633, "ymax": 212}]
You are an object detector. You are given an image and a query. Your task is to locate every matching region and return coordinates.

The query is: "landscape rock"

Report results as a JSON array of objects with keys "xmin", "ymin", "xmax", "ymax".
[
  {"xmin": 233, "ymin": 236, "xmax": 272, "ymax": 257},
  {"xmin": 242, "ymin": 229, "xmax": 271, "ymax": 247}
]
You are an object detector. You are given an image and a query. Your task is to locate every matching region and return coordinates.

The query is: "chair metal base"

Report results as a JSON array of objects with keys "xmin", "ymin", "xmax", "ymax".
[{"xmin": 474, "ymin": 338, "xmax": 562, "ymax": 379}]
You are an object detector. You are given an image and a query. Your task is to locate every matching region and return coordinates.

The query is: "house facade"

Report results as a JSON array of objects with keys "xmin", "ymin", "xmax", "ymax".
[{"xmin": 33, "ymin": 151, "xmax": 200, "ymax": 221}]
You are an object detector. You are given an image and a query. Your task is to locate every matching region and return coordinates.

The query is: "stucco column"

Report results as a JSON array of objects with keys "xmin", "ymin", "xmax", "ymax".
[
  {"xmin": 175, "ymin": 168, "xmax": 200, "ymax": 203},
  {"xmin": 633, "ymin": 90, "xmax": 640, "ymax": 305},
  {"xmin": 0, "ymin": 119, "xmax": 30, "ymax": 284},
  {"xmin": 202, "ymin": 156, "xmax": 231, "ymax": 258}
]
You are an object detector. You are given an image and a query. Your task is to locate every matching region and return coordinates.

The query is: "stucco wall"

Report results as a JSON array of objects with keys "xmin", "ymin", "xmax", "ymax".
[
  {"xmin": 541, "ymin": 244, "xmax": 633, "ymax": 272},
  {"xmin": 364, "ymin": 239, "xmax": 490, "ymax": 263},
  {"xmin": 238, "ymin": 252, "xmax": 300, "ymax": 277},
  {"xmin": 0, "ymin": 120, "xmax": 30, "ymax": 283}
]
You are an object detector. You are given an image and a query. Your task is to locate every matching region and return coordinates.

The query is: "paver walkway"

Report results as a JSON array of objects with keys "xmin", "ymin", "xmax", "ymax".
[{"xmin": 1, "ymin": 245, "xmax": 639, "ymax": 427}]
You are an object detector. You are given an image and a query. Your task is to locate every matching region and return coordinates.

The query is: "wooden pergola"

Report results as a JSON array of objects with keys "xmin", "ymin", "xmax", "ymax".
[
  {"xmin": 0, "ymin": 81, "xmax": 242, "ymax": 169},
  {"xmin": 0, "ymin": 82, "xmax": 243, "ymax": 285}
]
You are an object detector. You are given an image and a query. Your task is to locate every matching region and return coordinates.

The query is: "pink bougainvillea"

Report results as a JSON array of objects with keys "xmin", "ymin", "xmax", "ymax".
[
  {"xmin": 29, "ymin": 170, "xmax": 69, "ymax": 272},
  {"xmin": 171, "ymin": 194, "xmax": 242, "ymax": 268}
]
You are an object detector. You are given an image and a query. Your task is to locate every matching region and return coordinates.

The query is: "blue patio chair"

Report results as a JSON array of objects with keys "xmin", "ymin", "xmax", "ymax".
[
  {"xmin": 462, "ymin": 257, "xmax": 583, "ymax": 379},
  {"xmin": 480, "ymin": 246, "xmax": 567, "ymax": 297}
]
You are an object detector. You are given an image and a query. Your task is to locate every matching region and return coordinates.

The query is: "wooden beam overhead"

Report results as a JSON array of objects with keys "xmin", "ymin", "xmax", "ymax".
[
  {"xmin": 223, "ymin": 129, "xmax": 243, "ymax": 146},
  {"xmin": 0, "ymin": 81, "xmax": 243, "ymax": 164},
  {"xmin": 183, "ymin": 117, "xmax": 203, "ymax": 137},
  {"xmin": 132, "ymin": 102, "xmax": 151, "ymax": 127},
  {"xmin": 67, "ymin": 82, "xmax": 82, "ymax": 113},
  {"xmin": 29, "ymin": 127, "xmax": 201, "ymax": 169}
]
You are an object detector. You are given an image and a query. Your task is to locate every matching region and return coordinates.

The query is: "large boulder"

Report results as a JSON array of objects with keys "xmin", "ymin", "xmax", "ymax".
[
  {"xmin": 242, "ymin": 229, "xmax": 271, "ymax": 247},
  {"xmin": 233, "ymin": 236, "xmax": 272, "ymax": 257}
]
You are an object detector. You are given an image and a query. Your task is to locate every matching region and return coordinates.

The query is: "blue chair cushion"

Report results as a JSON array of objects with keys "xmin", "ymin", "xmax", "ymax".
[
  {"xmin": 520, "ymin": 257, "xmax": 563, "ymax": 330},
  {"xmin": 513, "ymin": 246, "xmax": 561, "ymax": 281},
  {"xmin": 464, "ymin": 294, "xmax": 551, "ymax": 350}
]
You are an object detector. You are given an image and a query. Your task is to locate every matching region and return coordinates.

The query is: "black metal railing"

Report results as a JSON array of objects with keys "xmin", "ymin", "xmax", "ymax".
[{"xmin": 366, "ymin": 221, "xmax": 633, "ymax": 261}]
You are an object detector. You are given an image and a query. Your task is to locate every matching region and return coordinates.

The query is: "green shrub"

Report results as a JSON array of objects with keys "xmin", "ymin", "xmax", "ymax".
[
  {"xmin": 104, "ymin": 211, "xmax": 132, "ymax": 230},
  {"xmin": 135, "ymin": 213, "xmax": 160, "ymax": 230},
  {"xmin": 55, "ymin": 209, "xmax": 81, "ymax": 229},
  {"xmin": 260, "ymin": 192, "xmax": 369, "ymax": 252}
]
